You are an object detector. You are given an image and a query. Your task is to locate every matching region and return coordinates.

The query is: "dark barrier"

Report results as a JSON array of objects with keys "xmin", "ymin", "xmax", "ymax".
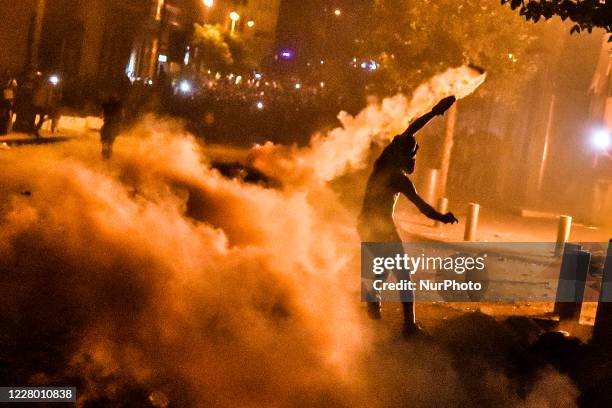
[{"xmin": 553, "ymin": 243, "xmax": 590, "ymax": 322}]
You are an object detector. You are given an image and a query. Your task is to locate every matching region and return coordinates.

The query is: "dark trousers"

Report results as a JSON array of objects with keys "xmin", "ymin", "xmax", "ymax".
[
  {"xmin": 0, "ymin": 103, "xmax": 11, "ymax": 134},
  {"xmin": 359, "ymin": 222, "xmax": 415, "ymax": 326}
]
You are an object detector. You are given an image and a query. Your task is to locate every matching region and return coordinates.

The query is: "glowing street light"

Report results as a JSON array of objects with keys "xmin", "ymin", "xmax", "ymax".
[
  {"xmin": 202, "ymin": 0, "xmax": 213, "ymax": 7},
  {"xmin": 178, "ymin": 80, "xmax": 192, "ymax": 94},
  {"xmin": 334, "ymin": 8, "xmax": 341, "ymax": 16},
  {"xmin": 247, "ymin": 20, "xmax": 255, "ymax": 28},
  {"xmin": 230, "ymin": 11, "xmax": 240, "ymax": 34},
  {"xmin": 48, "ymin": 75, "xmax": 60, "ymax": 86},
  {"xmin": 256, "ymin": 101, "xmax": 264, "ymax": 110},
  {"xmin": 591, "ymin": 129, "xmax": 611, "ymax": 152},
  {"xmin": 280, "ymin": 49, "xmax": 293, "ymax": 60}
]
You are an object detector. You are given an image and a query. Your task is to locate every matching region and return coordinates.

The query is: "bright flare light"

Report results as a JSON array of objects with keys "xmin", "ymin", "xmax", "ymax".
[
  {"xmin": 203, "ymin": 0, "xmax": 213, "ymax": 7},
  {"xmin": 247, "ymin": 20, "xmax": 255, "ymax": 28},
  {"xmin": 592, "ymin": 129, "xmax": 611, "ymax": 151},
  {"xmin": 256, "ymin": 101, "xmax": 264, "ymax": 110},
  {"xmin": 334, "ymin": 9, "xmax": 341, "ymax": 16},
  {"xmin": 280, "ymin": 50, "xmax": 293, "ymax": 59},
  {"xmin": 179, "ymin": 80, "xmax": 192, "ymax": 94},
  {"xmin": 230, "ymin": 12, "xmax": 240, "ymax": 34},
  {"xmin": 48, "ymin": 75, "xmax": 60, "ymax": 86}
]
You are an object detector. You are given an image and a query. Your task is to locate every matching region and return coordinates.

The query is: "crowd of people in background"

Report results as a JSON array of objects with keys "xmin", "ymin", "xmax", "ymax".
[
  {"xmin": 1, "ymin": 64, "xmax": 369, "ymax": 147},
  {"xmin": 124, "ymin": 69, "xmax": 362, "ymax": 145},
  {"xmin": 1, "ymin": 66, "xmax": 62, "ymax": 137}
]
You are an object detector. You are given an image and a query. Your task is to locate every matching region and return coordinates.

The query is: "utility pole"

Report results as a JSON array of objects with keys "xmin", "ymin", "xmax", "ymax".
[
  {"xmin": 156, "ymin": 0, "xmax": 169, "ymax": 79},
  {"xmin": 438, "ymin": 102, "xmax": 457, "ymax": 199},
  {"xmin": 537, "ymin": 94, "xmax": 556, "ymax": 193},
  {"xmin": 29, "ymin": 0, "xmax": 46, "ymax": 68}
]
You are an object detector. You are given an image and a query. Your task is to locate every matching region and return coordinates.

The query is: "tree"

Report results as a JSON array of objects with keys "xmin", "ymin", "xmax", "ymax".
[
  {"xmin": 361, "ymin": 0, "xmax": 548, "ymax": 103},
  {"xmin": 501, "ymin": 0, "xmax": 612, "ymax": 38},
  {"xmin": 191, "ymin": 24, "xmax": 257, "ymax": 73}
]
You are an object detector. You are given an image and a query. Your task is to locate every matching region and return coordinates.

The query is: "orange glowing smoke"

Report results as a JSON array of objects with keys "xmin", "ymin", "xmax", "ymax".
[{"xmin": 0, "ymin": 68, "xmax": 580, "ymax": 408}]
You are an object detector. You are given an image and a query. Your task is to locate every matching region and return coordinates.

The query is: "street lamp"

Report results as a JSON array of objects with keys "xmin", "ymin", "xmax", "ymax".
[
  {"xmin": 334, "ymin": 8, "xmax": 341, "ymax": 16},
  {"xmin": 280, "ymin": 49, "xmax": 293, "ymax": 59},
  {"xmin": 203, "ymin": 0, "xmax": 213, "ymax": 7},
  {"xmin": 247, "ymin": 20, "xmax": 255, "ymax": 28},
  {"xmin": 230, "ymin": 11, "xmax": 240, "ymax": 34},
  {"xmin": 178, "ymin": 80, "xmax": 192, "ymax": 94},
  {"xmin": 48, "ymin": 75, "xmax": 60, "ymax": 86},
  {"xmin": 591, "ymin": 129, "xmax": 611, "ymax": 152}
]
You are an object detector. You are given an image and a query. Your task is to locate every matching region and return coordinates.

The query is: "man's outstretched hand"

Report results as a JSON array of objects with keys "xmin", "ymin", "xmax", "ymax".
[
  {"xmin": 440, "ymin": 212, "xmax": 459, "ymax": 224},
  {"xmin": 432, "ymin": 96, "xmax": 456, "ymax": 116}
]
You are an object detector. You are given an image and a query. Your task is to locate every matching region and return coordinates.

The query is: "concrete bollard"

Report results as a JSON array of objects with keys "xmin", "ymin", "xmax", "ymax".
[
  {"xmin": 434, "ymin": 197, "xmax": 449, "ymax": 228},
  {"xmin": 421, "ymin": 168, "xmax": 438, "ymax": 205},
  {"xmin": 463, "ymin": 203, "xmax": 480, "ymax": 241},
  {"xmin": 553, "ymin": 243, "xmax": 590, "ymax": 322},
  {"xmin": 592, "ymin": 239, "xmax": 612, "ymax": 348},
  {"xmin": 555, "ymin": 215, "xmax": 572, "ymax": 256}
]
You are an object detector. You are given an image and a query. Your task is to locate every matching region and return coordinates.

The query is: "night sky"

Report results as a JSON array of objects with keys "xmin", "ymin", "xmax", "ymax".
[{"xmin": 275, "ymin": 0, "xmax": 372, "ymax": 61}]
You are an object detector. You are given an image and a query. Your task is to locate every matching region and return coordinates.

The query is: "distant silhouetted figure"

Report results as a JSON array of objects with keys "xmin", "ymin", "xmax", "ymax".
[
  {"xmin": 32, "ymin": 75, "xmax": 61, "ymax": 137},
  {"xmin": 359, "ymin": 96, "xmax": 459, "ymax": 338},
  {"xmin": 12, "ymin": 67, "xmax": 39, "ymax": 134},
  {"xmin": 0, "ymin": 69, "xmax": 17, "ymax": 135},
  {"xmin": 100, "ymin": 97, "xmax": 123, "ymax": 160}
]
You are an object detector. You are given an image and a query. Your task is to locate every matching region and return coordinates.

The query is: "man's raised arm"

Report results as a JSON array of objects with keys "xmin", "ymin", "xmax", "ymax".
[{"xmin": 399, "ymin": 96, "xmax": 456, "ymax": 138}]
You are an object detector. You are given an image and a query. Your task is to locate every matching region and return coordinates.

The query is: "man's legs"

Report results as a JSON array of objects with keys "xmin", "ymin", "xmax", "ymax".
[
  {"xmin": 366, "ymin": 267, "xmax": 388, "ymax": 320},
  {"xmin": 101, "ymin": 140, "xmax": 112, "ymax": 160},
  {"xmin": 34, "ymin": 110, "xmax": 46, "ymax": 136},
  {"xmin": 389, "ymin": 252, "xmax": 416, "ymax": 329},
  {"xmin": 365, "ymin": 238, "xmax": 416, "ymax": 326},
  {"xmin": 395, "ymin": 270, "xmax": 415, "ymax": 327}
]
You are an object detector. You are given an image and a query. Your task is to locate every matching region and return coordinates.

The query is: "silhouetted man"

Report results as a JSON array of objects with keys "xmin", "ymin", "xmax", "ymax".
[
  {"xmin": 0, "ymin": 69, "xmax": 17, "ymax": 135},
  {"xmin": 32, "ymin": 75, "xmax": 60, "ymax": 137},
  {"xmin": 100, "ymin": 97, "xmax": 123, "ymax": 160},
  {"xmin": 13, "ymin": 68, "xmax": 39, "ymax": 133},
  {"xmin": 359, "ymin": 96, "xmax": 458, "ymax": 337}
]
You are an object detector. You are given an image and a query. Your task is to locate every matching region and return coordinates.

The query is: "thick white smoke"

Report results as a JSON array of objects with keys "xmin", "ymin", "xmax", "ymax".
[
  {"xmin": 248, "ymin": 65, "xmax": 486, "ymax": 185},
  {"xmin": 0, "ymin": 68, "xmax": 579, "ymax": 407}
]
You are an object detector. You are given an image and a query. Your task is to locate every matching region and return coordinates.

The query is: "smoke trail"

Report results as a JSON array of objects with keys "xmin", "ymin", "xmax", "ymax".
[{"xmin": 247, "ymin": 65, "xmax": 486, "ymax": 185}]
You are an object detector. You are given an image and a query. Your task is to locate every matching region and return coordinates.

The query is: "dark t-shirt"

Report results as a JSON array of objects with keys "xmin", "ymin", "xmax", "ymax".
[{"xmin": 359, "ymin": 167, "xmax": 413, "ymax": 240}]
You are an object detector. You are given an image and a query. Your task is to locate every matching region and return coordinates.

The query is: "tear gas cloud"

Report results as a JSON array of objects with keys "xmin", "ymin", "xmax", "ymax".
[
  {"xmin": 248, "ymin": 65, "xmax": 486, "ymax": 185},
  {"xmin": 0, "ymin": 68, "xmax": 576, "ymax": 407}
]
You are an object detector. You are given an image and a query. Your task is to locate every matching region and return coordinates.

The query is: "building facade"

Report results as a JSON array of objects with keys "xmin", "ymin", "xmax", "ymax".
[
  {"xmin": 204, "ymin": 0, "xmax": 281, "ymax": 63},
  {"xmin": 0, "ymin": 0, "xmax": 281, "ymax": 98}
]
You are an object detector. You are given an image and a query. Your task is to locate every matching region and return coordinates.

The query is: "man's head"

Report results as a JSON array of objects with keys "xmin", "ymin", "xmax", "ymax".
[
  {"xmin": 405, "ymin": 145, "xmax": 418, "ymax": 173},
  {"xmin": 388, "ymin": 135, "xmax": 418, "ymax": 174}
]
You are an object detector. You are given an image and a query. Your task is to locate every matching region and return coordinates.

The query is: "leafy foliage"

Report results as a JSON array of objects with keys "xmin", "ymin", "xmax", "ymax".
[
  {"xmin": 362, "ymin": 0, "xmax": 547, "ymax": 103},
  {"xmin": 501, "ymin": 0, "xmax": 612, "ymax": 38},
  {"xmin": 191, "ymin": 24, "xmax": 257, "ymax": 73}
]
